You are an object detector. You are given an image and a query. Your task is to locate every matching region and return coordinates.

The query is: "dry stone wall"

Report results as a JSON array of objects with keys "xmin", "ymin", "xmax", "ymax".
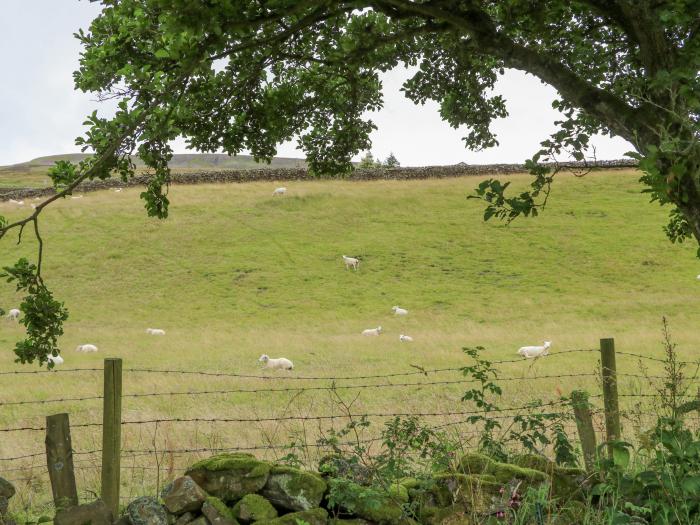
[{"xmin": 0, "ymin": 160, "xmax": 638, "ymax": 202}]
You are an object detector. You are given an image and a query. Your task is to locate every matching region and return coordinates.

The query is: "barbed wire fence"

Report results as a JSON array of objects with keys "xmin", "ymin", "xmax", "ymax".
[{"xmin": 0, "ymin": 338, "xmax": 697, "ymax": 513}]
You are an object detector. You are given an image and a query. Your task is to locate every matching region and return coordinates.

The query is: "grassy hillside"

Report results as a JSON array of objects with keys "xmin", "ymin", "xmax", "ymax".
[
  {"xmin": 1, "ymin": 170, "xmax": 698, "ymax": 504},
  {"xmin": 0, "ymin": 153, "xmax": 307, "ymax": 188}
]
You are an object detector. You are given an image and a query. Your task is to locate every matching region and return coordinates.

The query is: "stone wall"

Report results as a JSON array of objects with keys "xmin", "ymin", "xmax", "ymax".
[{"xmin": 0, "ymin": 159, "xmax": 638, "ymax": 202}]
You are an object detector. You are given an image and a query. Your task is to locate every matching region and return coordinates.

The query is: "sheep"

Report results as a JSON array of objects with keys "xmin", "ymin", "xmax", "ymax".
[
  {"xmin": 399, "ymin": 334, "xmax": 413, "ymax": 342},
  {"xmin": 362, "ymin": 326, "xmax": 382, "ymax": 336},
  {"xmin": 6, "ymin": 308, "xmax": 20, "ymax": 320},
  {"xmin": 76, "ymin": 344, "xmax": 99, "ymax": 353},
  {"xmin": 392, "ymin": 306, "xmax": 408, "ymax": 315},
  {"xmin": 30, "ymin": 203, "xmax": 37, "ymax": 210},
  {"xmin": 259, "ymin": 354, "xmax": 294, "ymax": 370},
  {"xmin": 342, "ymin": 255, "xmax": 360, "ymax": 270},
  {"xmin": 71, "ymin": 195, "xmax": 84, "ymax": 200},
  {"xmin": 113, "ymin": 188, "xmax": 123, "ymax": 193},
  {"xmin": 517, "ymin": 341, "xmax": 551, "ymax": 359},
  {"xmin": 146, "ymin": 328, "xmax": 166, "ymax": 335},
  {"xmin": 696, "ymin": 274, "xmax": 700, "ymax": 280},
  {"xmin": 9, "ymin": 199, "xmax": 24, "ymax": 205},
  {"xmin": 47, "ymin": 354, "xmax": 64, "ymax": 366},
  {"xmin": 272, "ymin": 187, "xmax": 287, "ymax": 196}
]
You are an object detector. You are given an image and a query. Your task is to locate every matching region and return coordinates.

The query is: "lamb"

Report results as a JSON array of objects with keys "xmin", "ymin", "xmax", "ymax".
[
  {"xmin": 6, "ymin": 308, "xmax": 20, "ymax": 320},
  {"xmin": 517, "ymin": 341, "xmax": 551, "ymax": 359},
  {"xmin": 47, "ymin": 354, "xmax": 64, "ymax": 366},
  {"xmin": 259, "ymin": 354, "xmax": 294, "ymax": 370},
  {"xmin": 146, "ymin": 328, "xmax": 166, "ymax": 335},
  {"xmin": 362, "ymin": 326, "xmax": 382, "ymax": 336},
  {"xmin": 76, "ymin": 344, "xmax": 99, "ymax": 353},
  {"xmin": 392, "ymin": 306, "xmax": 408, "ymax": 315},
  {"xmin": 272, "ymin": 187, "xmax": 287, "ymax": 196},
  {"xmin": 342, "ymin": 255, "xmax": 360, "ymax": 270},
  {"xmin": 399, "ymin": 334, "xmax": 413, "ymax": 342}
]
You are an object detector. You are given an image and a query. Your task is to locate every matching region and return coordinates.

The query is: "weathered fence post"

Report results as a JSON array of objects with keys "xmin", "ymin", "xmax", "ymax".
[
  {"xmin": 571, "ymin": 390, "xmax": 597, "ymax": 472},
  {"xmin": 101, "ymin": 358, "xmax": 122, "ymax": 516},
  {"xmin": 45, "ymin": 413, "xmax": 79, "ymax": 509},
  {"xmin": 600, "ymin": 337, "xmax": 621, "ymax": 458}
]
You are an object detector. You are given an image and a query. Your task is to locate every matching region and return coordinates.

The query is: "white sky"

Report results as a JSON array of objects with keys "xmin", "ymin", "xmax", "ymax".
[{"xmin": 0, "ymin": 1, "xmax": 633, "ymax": 167}]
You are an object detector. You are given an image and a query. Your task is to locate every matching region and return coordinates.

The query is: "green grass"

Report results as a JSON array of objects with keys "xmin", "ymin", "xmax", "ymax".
[{"xmin": 1, "ymin": 169, "xmax": 698, "ymax": 505}]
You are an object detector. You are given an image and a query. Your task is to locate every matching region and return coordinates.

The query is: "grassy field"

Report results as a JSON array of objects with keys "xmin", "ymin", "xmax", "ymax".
[{"xmin": 1, "ymin": 169, "xmax": 699, "ymax": 507}]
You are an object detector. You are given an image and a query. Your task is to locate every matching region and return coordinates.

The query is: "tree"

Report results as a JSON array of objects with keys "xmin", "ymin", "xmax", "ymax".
[
  {"xmin": 384, "ymin": 152, "xmax": 400, "ymax": 168},
  {"xmin": 1, "ymin": 0, "xmax": 699, "ymax": 365},
  {"xmin": 358, "ymin": 151, "xmax": 380, "ymax": 168}
]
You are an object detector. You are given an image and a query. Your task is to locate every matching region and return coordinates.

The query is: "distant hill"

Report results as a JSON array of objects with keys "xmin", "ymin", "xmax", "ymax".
[{"xmin": 1, "ymin": 153, "xmax": 307, "ymax": 172}]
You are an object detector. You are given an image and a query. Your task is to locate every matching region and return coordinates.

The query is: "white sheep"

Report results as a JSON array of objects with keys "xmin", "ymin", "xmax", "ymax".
[
  {"xmin": 146, "ymin": 328, "xmax": 166, "ymax": 335},
  {"xmin": 399, "ymin": 334, "xmax": 413, "ymax": 342},
  {"xmin": 392, "ymin": 306, "xmax": 408, "ymax": 315},
  {"xmin": 76, "ymin": 344, "xmax": 99, "ymax": 353},
  {"xmin": 9, "ymin": 199, "xmax": 24, "ymax": 205},
  {"xmin": 517, "ymin": 341, "xmax": 551, "ymax": 359},
  {"xmin": 696, "ymin": 274, "xmax": 700, "ymax": 280},
  {"xmin": 113, "ymin": 188, "xmax": 123, "ymax": 193},
  {"xmin": 30, "ymin": 203, "xmax": 37, "ymax": 210},
  {"xmin": 259, "ymin": 354, "xmax": 294, "ymax": 370},
  {"xmin": 47, "ymin": 354, "xmax": 64, "ymax": 366},
  {"xmin": 272, "ymin": 187, "xmax": 287, "ymax": 196},
  {"xmin": 71, "ymin": 195, "xmax": 84, "ymax": 200},
  {"xmin": 362, "ymin": 326, "xmax": 382, "ymax": 336},
  {"xmin": 6, "ymin": 308, "xmax": 20, "ymax": 320},
  {"xmin": 342, "ymin": 255, "xmax": 360, "ymax": 270}
]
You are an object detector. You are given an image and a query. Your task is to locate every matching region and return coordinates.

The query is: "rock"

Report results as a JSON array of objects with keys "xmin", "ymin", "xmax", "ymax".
[
  {"xmin": 458, "ymin": 453, "xmax": 547, "ymax": 487},
  {"xmin": 327, "ymin": 480, "xmax": 402, "ymax": 524},
  {"xmin": 0, "ymin": 498, "xmax": 8, "ymax": 518},
  {"xmin": 427, "ymin": 473, "xmax": 500, "ymax": 512},
  {"xmin": 201, "ymin": 497, "xmax": 239, "ymax": 525},
  {"xmin": 127, "ymin": 496, "xmax": 169, "ymax": 525},
  {"xmin": 318, "ymin": 456, "xmax": 372, "ymax": 485},
  {"xmin": 114, "ymin": 516, "xmax": 132, "ymax": 525},
  {"xmin": 261, "ymin": 466, "xmax": 327, "ymax": 511},
  {"xmin": 329, "ymin": 520, "xmax": 376, "ymax": 525},
  {"xmin": 255, "ymin": 508, "xmax": 328, "ymax": 525},
  {"xmin": 185, "ymin": 453, "xmax": 271, "ymax": 501},
  {"xmin": 231, "ymin": 494, "xmax": 278, "ymax": 523},
  {"xmin": 162, "ymin": 476, "xmax": 207, "ymax": 515},
  {"xmin": 54, "ymin": 499, "xmax": 113, "ymax": 525},
  {"xmin": 187, "ymin": 518, "xmax": 208, "ymax": 525},
  {"xmin": 509, "ymin": 454, "xmax": 588, "ymax": 500},
  {"xmin": 0, "ymin": 478, "xmax": 14, "ymax": 500},
  {"xmin": 172, "ymin": 512, "xmax": 196, "ymax": 525}
]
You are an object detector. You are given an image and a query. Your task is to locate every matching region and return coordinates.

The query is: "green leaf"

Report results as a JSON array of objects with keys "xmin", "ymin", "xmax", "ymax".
[{"xmin": 154, "ymin": 49, "xmax": 170, "ymax": 58}]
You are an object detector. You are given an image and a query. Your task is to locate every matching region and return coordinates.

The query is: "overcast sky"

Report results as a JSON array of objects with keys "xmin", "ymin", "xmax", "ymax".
[{"xmin": 0, "ymin": 1, "xmax": 633, "ymax": 167}]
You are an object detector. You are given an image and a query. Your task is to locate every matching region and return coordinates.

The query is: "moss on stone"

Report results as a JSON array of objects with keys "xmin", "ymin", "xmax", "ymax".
[
  {"xmin": 429, "ymin": 473, "xmax": 500, "ymax": 512},
  {"xmin": 387, "ymin": 483, "xmax": 409, "ymax": 503},
  {"xmin": 185, "ymin": 454, "xmax": 271, "ymax": 501},
  {"xmin": 205, "ymin": 497, "xmax": 236, "ymax": 520},
  {"xmin": 231, "ymin": 494, "xmax": 277, "ymax": 523},
  {"xmin": 255, "ymin": 507, "xmax": 328, "ymax": 525},
  {"xmin": 509, "ymin": 454, "xmax": 587, "ymax": 500},
  {"xmin": 458, "ymin": 453, "xmax": 546, "ymax": 486},
  {"xmin": 261, "ymin": 466, "xmax": 327, "ymax": 511}
]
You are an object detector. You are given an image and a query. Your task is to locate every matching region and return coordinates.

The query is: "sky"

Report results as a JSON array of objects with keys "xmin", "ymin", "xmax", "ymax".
[{"xmin": 0, "ymin": 1, "xmax": 633, "ymax": 167}]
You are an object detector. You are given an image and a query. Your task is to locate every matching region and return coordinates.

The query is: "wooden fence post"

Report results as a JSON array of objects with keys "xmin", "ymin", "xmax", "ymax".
[
  {"xmin": 571, "ymin": 390, "xmax": 597, "ymax": 472},
  {"xmin": 45, "ymin": 413, "xmax": 79, "ymax": 510},
  {"xmin": 101, "ymin": 358, "xmax": 122, "ymax": 516},
  {"xmin": 600, "ymin": 337, "xmax": 621, "ymax": 458}
]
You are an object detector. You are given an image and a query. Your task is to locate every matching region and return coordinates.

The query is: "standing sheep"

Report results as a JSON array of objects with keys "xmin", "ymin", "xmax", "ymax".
[
  {"xmin": 517, "ymin": 341, "xmax": 551, "ymax": 358},
  {"xmin": 146, "ymin": 328, "xmax": 166, "ymax": 335},
  {"xmin": 342, "ymin": 255, "xmax": 360, "ymax": 270},
  {"xmin": 272, "ymin": 187, "xmax": 287, "ymax": 196},
  {"xmin": 6, "ymin": 308, "xmax": 20, "ymax": 320},
  {"xmin": 76, "ymin": 344, "xmax": 99, "ymax": 353}
]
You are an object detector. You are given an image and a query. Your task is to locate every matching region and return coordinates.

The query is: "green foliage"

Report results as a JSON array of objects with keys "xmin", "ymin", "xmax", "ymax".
[
  {"xmin": 358, "ymin": 152, "xmax": 381, "ymax": 169},
  {"xmin": 384, "ymin": 152, "xmax": 400, "ymax": 168},
  {"xmin": 1, "ymin": 258, "xmax": 68, "ymax": 367},
  {"xmin": 47, "ymin": 160, "xmax": 79, "ymax": 189}
]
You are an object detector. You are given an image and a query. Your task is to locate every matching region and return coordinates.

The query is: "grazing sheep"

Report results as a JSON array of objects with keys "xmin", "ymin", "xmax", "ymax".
[
  {"xmin": 362, "ymin": 326, "xmax": 382, "ymax": 336},
  {"xmin": 76, "ymin": 344, "xmax": 99, "ymax": 353},
  {"xmin": 259, "ymin": 354, "xmax": 294, "ymax": 370},
  {"xmin": 9, "ymin": 199, "xmax": 24, "ymax": 205},
  {"xmin": 47, "ymin": 354, "xmax": 64, "ymax": 366},
  {"xmin": 342, "ymin": 255, "xmax": 360, "ymax": 270},
  {"xmin": 517, "ymin": 341, "xmax": 551, "ymax": 359},
  {"xmin": 6, "ymin": 308, "xmax": 20, "ymax": 320},
  {"xmin": 146, "ymin": 328, "xmax": 166, "ymax": 335},
  {"xmin": 399, "ymin": 334, "xmax": 413, "ymax": 342},
  {"xmin": 392, "ymin": 306, "xmax": 408, "ymax": 315},
  {"xmin": 114, "ymin": 188, "xmax": 123, "ymax": 193},
  {"xmin": 272, "ymin": 187, "xmax": 287, "ymax": 196},
  {"xmin": 71, "ymin": 195, "xmax": 84, "ymax": 200}
]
